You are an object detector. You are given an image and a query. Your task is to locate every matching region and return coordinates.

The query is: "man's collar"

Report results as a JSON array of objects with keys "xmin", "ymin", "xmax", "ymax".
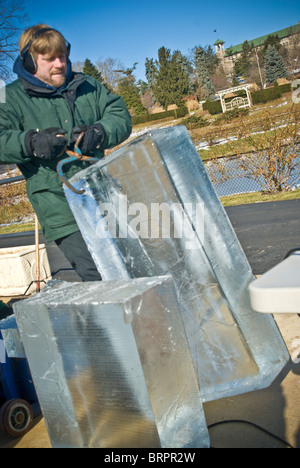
[{"xmin": 20, "ymin": 71, "xmax": 86, "ymax": 99}]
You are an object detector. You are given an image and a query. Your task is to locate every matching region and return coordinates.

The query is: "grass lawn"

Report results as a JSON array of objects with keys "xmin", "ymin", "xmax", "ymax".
[
  {"xmin": 0, "ymin": 222, "xmax": 36, "ymax": 236},
  {"xmin": 220, "ymin": 188, "xmax": 300, "ymax": 206}
]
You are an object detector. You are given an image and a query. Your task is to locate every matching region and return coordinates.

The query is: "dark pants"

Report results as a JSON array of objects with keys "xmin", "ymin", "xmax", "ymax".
[{"xmin": 55, "ymin": 231, "xmax": 102, "ymax": 282}]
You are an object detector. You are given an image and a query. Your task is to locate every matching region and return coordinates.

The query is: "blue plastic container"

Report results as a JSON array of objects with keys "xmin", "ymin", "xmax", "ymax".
[{"xmin": 0, "ymin": 315, "xmax": 40, "ymax": 438}]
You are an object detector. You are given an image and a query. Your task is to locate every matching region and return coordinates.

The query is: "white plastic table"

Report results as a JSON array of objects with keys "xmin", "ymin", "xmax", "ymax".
[{"xmin": 249, "ymin": 250, "xmax": 300, "ymax": 314}]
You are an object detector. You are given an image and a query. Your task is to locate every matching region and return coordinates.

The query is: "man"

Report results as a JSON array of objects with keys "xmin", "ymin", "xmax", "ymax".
[{"xmin": 0, "ymin": 25, "xmax": 132, "ymax": 281}]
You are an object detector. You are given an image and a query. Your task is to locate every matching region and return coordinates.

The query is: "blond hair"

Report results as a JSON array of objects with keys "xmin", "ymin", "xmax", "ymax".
[{"xmin": 19, "ymin": 24, "xmax": 69, "ymax": 60}]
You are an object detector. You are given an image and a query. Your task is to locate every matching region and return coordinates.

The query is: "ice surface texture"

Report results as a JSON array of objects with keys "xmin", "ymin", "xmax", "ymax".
[
  {"xmin": 65, "ymin": 126, "xmax": 289, "ymax": 402},
  {"xmin": 13, "ymin": 277, "xmax": 209, "ymax": 448},
  {"xmin": 0, "ymin": 315, "xmax": 26, "ymax": 358}
]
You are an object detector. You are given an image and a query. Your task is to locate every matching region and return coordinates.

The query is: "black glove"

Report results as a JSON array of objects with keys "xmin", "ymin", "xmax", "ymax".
[
  {"xmin": 70, "ymin": 123, "xmax": 106, "ymax": 155},
  {"xmin": 25, "ymin": 127, "xmax": 68, "ymax": 160}
]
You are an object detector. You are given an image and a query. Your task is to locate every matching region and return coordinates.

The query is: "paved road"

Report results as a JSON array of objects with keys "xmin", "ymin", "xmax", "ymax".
[
  {"xmin": 226, "ymin": 199, "xmax": 300, "ymax": 275},
  {"xmin": 0, "ymin": 199, "xmax": 299, "ymax": 277}
]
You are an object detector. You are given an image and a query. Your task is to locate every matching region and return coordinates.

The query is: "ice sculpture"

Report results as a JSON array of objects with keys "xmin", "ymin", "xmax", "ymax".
[
  {"xmin": 65, "ymin": 126, "xmax": 289, "ymax": 402},
  {"xmin": 13, "ymin": 277, "xmax": 209, "ymax": 448}
]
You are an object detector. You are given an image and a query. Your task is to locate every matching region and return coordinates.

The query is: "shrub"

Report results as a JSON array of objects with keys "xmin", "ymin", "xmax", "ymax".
[
  {"xmin": 214, "ymin": 108, "xmax": 249, "ymax": 123},
  {"xmin": 202, "ymin": 99, "xmax": 222, "ymax": 115},
  {"xmin": 179, "ymin": 115, "xmax": 210, "ymax": 129},
  {"xmin": 236, "ymin": 106, "xmax": 300, "ymax": 193},
  {"xmin": 174, "ymin": 106, "xmax": 189, "ymax": 118}
]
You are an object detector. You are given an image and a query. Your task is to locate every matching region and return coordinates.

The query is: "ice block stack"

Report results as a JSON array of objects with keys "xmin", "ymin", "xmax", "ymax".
[
  {"xmin": 65, "ymin": 126, "xmax": 289, "ymax": 402},
  {"xmin": 13, "ymin": 277, "xmax": 209, "ymax": 448},
  {"xmin": 12, "ymin": 126, "xmax": 289, "ymax": 448}
]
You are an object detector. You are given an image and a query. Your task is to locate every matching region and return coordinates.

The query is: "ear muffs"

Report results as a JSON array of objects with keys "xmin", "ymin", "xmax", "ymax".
[{"xmin": 20, "ymin": 27, "xmax": 71, "ymax": 74}]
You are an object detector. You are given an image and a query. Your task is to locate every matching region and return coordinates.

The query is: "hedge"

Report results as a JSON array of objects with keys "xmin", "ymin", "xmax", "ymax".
[
  {"xmin": 278, "ymin": 83, "xmax": 291, "ymax": 94},
  {"xmin": 250, "ymin": 83, "xmax": 291, "ymax": 104},
  {"xmin": 131, "ymin": 106, "xmax": 188, "ymax": 125},
  {"xmin": 202, "ymin": 100, "xmax": 222, "ymax": 115},
  {"xmin": 251, "ymin": 86, "xmax": 282, "ymax": 104}
]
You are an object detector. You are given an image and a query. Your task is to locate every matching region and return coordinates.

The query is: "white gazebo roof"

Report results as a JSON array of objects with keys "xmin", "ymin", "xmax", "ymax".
[{"xmin": 215, "ymin": 83, "xmax": 252, "ymax": 98}]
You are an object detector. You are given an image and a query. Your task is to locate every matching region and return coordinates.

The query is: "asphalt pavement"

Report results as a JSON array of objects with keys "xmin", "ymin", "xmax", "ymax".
[{"xmin": 226, "ymin": 199, "xmax": 300, "ymax": 275}]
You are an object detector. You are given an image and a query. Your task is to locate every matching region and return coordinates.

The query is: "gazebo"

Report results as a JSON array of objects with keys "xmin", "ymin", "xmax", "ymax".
[{"xmin": 215, "ymin": 84, "xmax": 253, "ymax": 113}]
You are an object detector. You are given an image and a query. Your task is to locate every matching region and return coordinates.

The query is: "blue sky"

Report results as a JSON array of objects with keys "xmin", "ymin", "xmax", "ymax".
[{"xmin": 21, "ymin": 0, "xmax": 300, "ymax": 81}]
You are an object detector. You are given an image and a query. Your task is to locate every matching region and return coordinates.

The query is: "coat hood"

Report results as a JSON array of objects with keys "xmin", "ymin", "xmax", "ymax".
[{"xmin": 13, "ymin": 55, "xmax": 73, "ymax": 92}]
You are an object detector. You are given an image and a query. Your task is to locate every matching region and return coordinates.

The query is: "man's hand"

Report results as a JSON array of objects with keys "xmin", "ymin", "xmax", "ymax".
[
  {"xmin": 70, "ymin": 123, "xmax": 106, "ymax": 155},
  {"xmin": 25, "ymin": 127, "xmax": 68, "ymax": 160}
]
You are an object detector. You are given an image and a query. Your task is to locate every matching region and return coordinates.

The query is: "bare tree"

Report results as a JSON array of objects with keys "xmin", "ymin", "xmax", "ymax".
[
  {"xmin": 0, "ymin": 0, "xmax": 27, "ymax": 82},
  {"xmin": 72, "ymin": 60, "xmax": 84, "ymax": 72},
  {"xmin": 96, "ymin": 57, "xmax": 124, "ymax": 92},
  {"xmin": 281, "ymin": 34, "xmax": 300, "ymax": 77},
  {"xmin": 205, "ymin": 107, "xmax": 300, "ymax": 194},
  {"xmin": 237, "ymin": 108, "xmax": 300, "ymax": 193}
]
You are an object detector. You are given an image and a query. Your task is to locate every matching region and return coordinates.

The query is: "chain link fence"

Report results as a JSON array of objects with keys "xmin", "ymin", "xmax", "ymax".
[
  {"xmin": 1, "ymin": 142, "xmax": 300, "ymax": 202},
  {"xmin": 204, "ymin": 150, "xmax": 300, "ymax": 197}
]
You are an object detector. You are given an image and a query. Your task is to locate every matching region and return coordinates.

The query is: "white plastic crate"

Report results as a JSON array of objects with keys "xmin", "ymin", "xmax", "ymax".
[{"xmin": 0, "ymin": 244, "xmax": 52, "ymax": 296}]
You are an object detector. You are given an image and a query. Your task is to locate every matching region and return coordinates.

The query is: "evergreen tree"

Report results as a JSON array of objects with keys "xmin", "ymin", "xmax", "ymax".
[
  {"xmin": 152, "ymin": 47, "xmax": 190, "ymax": 109},
  {"xmin": 264, "ymin": 45, "xmax": 289, "ymax": 85},
  {"xmin": 173, "ymin": 50, "xmax": 194, "ymax": 95},
  {"xmin": 262, "ymin": 35, "xmax": 281, "ymax": 56},
  {"xmin": 117, "ymin": 63, "xmax": 147, "ymax": 116},
  {"xmin": 145, "ymin": 57, "xmax": 157, "ymax": 103},
  {"xmin": 152, "ymin": 47, "xmax": 172, "ymax": 109},
  {"xmin": 83, "ymin": 59, "xmax": 103, "ymax": 83},
  {"xmin": 233, "ymin": 40, "xmax": 253, "ymax": 81},
  {"xmin": 136, "ymin": 80, "xmax": 148, "ymax": 95},
  {"xmin": 193, "ymin": 45, "xmax": 219, "ymax": 75},
  {"xmin": 194, "ymin": 47, "xmax": 215, "ymax": 99}
]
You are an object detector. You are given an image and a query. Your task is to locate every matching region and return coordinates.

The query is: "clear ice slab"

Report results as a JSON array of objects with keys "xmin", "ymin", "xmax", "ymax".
[
  {"xmin": 65, "ymin": 126, "xmax": 289, "ymax": 402},
  {"xmin": 13, "ymin": 277, "xmax": 209, "ymax": 449}
]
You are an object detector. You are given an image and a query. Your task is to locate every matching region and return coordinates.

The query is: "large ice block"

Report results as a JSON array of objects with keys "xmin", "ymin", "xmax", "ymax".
[
  {"xmin": 65, "ymin": 126, "xmax": 289, "ymax": 402},
  {"xmin": 13, "ymin": 277, "xmax": 209, "ymax": 448}
]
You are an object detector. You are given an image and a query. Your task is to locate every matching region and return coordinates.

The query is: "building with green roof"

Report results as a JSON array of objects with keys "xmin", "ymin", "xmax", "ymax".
[
  {"xmin": 224, "ymin": 23, "xmax": 300, "ymax": 57},
  {"xmin": 214, "ymin": 22, "xmax": 300, "ymax": 76}
]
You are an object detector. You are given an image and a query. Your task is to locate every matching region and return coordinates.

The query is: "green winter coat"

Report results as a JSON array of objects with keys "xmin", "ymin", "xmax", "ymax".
[{"xmin": 0, "ymin": 73, "xmax": 132, "ymax": 242}]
